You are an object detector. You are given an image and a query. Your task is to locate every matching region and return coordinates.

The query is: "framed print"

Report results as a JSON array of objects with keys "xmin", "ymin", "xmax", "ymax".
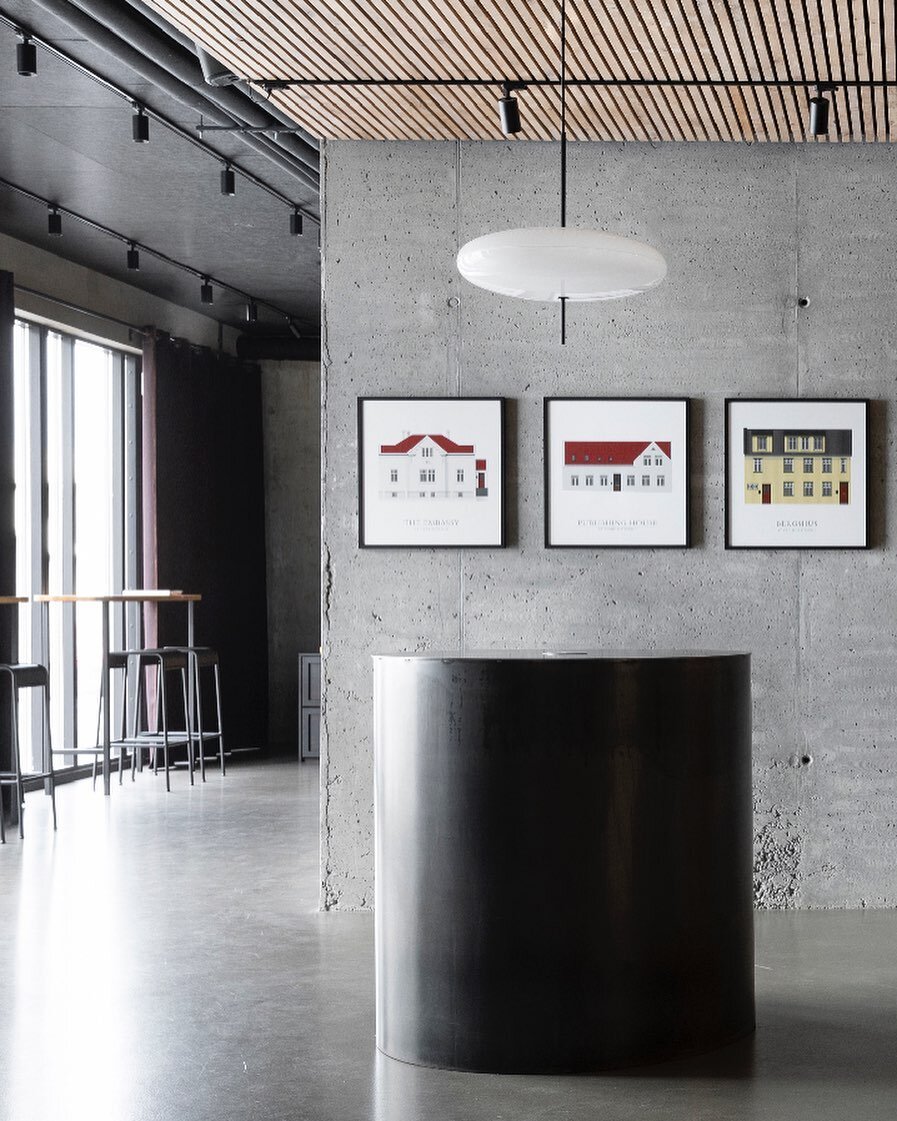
[
  {"xmin": 358, "ymin": 397, "xmax": 505, "ymax": 547},
  {"xmin": 725, "ymin": 398, "xmax": 869, "ymax": 549},
  {"xmin": 544, "ymin": 397, "xmax": 690, "ymax": 547}
]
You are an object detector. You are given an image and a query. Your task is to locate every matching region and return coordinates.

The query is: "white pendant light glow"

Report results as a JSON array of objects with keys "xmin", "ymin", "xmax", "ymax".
[
  {"xmin": 455, "ymin": 0, "xmax": 667, "ymax": 337},
  {"xmin": 456, "ymin": 227, "xmax": 667, "ymax": 302}
]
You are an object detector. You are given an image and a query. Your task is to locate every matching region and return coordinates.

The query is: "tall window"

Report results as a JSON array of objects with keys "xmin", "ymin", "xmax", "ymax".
[{"xmin": 13, "ymin": 320, "xmax": 139, "ymax": 769}]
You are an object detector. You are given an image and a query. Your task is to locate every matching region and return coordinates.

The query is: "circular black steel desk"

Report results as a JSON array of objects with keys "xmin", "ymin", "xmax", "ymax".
[{"xmin": 373, "ymin": 651, "xmax": 754, "ymax": 1073}]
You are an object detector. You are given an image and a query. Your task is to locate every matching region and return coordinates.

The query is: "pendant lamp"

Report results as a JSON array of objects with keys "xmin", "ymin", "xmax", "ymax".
[{"xmin": 456, "ymin": 0, "xmax": 666, "ymax": 341}]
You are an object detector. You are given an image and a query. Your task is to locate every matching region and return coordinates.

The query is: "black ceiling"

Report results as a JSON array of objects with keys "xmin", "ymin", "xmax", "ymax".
[{"xmin": 0, "ymin": 0, "xmax": 321, "ymax": 347}]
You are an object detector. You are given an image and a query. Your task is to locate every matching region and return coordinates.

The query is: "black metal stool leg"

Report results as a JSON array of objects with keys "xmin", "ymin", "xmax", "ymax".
[
  {"xmin": 159, "ymin": 665, "xmax": 170, "ymax": 792},
  {"xmin": 41, "ymin": 670, "xmax": 57, "ymax": 830},
  {"xmin": 213, "ymin": 663, "xmax": 225, "ymax": 776},
  {"xmin": 9, "ymin": 678, "xmax": 25, "ymax": 839}
]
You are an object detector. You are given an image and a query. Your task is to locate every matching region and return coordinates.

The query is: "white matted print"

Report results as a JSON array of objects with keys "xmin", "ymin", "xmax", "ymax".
[
  {"xmin": 544, "ymin": 398, "xmax": 689, "ymax": 547},
  {"xmin": 725, "ymin": 398, "xmax": 869, "ymax": 549},
  {"xmin": 358, "ymin": 397, "xmax": 505, "ymax": 547}
]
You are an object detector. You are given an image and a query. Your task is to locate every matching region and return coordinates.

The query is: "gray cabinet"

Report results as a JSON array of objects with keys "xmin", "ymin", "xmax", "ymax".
[{"xmin": 299, "ymin": 653, "xmax": 321, "ymax": 761}]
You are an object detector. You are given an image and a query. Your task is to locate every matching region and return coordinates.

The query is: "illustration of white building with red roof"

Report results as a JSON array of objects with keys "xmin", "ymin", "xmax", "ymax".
[
  {"xmin": 563, "ymin": 440, "xmax": 672, "ymax": 493},
  {"xmin": 379, "ymin": 433, "xmax": 488, "ymax": 499}
]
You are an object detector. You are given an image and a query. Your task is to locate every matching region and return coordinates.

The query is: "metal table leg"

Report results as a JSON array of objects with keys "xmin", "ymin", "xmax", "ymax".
[{"xmin": 101, "ymin": 599, "xmax": 111, "ymax": 796}]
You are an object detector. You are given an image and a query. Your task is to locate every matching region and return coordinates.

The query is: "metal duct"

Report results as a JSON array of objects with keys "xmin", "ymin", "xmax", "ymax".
[
  {"xmin": 30, "ymin": 0, "xmax": 319, "ymax": 190},
  {"xmin": 195, "ymin": 43, "xmax": 239, "ymax": 87},
  {"xmin": 236, "ymin": 334, "xmax": 321, "ymax": 362},
  {"xmin": 123, "ymin": 0, "xmax": 321, "ymax": 148}
]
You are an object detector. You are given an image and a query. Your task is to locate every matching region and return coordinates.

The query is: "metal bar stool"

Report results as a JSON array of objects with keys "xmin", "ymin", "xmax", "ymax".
[
  {"xmin": 102, "ymin": 648, "xmax": 192, "ymax": 792},
  {"xmin": 162, "ymin": 646, "xmax": 225, "ymax": 780},
  {"xmin": 0, "ymin": 663, "xmax": 57, "ymax": 842}
]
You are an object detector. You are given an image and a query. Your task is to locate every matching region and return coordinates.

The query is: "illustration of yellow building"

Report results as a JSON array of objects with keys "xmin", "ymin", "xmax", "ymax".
[{"xmin": 743, "ymin": 428, "xmax": 852, "ymax": 505}]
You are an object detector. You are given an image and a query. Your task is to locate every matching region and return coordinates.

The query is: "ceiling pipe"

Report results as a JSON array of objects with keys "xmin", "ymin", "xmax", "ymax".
[
  {"xmin": 122, "ymin": 0, "xmax": 322, "ymax": 149},
  {"xmin": 75, "ymin": 0, "xmax": 320, "ymax": 164},
  {"xmin": 236, "ymin": 333, "xmax": 321, "ymax": 362},
  {"xmin": 28, "ymin": 0, "xmax": 319, "ymax": 189}
]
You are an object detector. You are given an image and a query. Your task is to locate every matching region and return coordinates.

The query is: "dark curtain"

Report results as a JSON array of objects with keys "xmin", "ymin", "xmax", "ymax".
[
  {"xmin": 0, "ymin": 273, "xmax": 16, "ymax": 796},
  {"xmin": 142, "ymin": 331, "xmax": 268, "ymax": 749}
]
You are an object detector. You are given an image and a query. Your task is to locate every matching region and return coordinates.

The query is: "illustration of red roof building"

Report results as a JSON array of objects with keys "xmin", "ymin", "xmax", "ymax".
[
  {"xmin": 563, "ymin": 440, "xmax": 673, "ymax": 494},
  {"xmin": 565, "ymin": 441, "xmax": 671, "ymax": 465},
  {"xmin": 379, "ymin": 434, "xmax": 488, "ymax": 499}
]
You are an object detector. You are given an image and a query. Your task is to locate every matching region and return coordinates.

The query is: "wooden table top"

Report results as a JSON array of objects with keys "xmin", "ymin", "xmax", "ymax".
[{"xmin": 34, "ymin": 591, "xmax": 201, "ymax": 603}]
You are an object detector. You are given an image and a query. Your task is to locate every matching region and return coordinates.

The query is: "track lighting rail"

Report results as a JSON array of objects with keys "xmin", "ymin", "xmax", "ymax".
[
  {"xmin": 0, "ymin": 174, "xmax": 305, "ymax": 334},
  {"xmin": 256, "ymin": 75, "xmax": 861, "ymax": 91},
  {"xmin": 0, "ymin": 11, "xmax": 318, "ymax": 225}
]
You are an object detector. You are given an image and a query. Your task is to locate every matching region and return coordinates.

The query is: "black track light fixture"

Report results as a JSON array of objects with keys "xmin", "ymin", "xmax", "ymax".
[
  {"xmin": 809, "ymin": 84, "xmax": 834, "ymax": 137},
  {"xmin": 290, "ymin": 208, "xmax": 303, "ymax": 236},
  {"xmin": 17, "ymin": 34, "xmax": 37, "ymax": 76},
  {"xmin": 498, "ymin": 81, "xmax": 525, "ymax": 135},
  {"xmin": 220, "ymin": 164, "xmax": 236, "ymax": 195},
  {"xmin": 1, "ymin": 175, "xmax": 302, "ymax": 331},
  {"xmin": 132, "ymin": 105, "xmax": 150, "ymax": 143}
]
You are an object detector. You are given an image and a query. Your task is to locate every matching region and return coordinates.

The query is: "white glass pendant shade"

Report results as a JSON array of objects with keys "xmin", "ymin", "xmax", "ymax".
[{"xmin": 456, "ymin": 227, "xmax": 667, "ymax": 302}]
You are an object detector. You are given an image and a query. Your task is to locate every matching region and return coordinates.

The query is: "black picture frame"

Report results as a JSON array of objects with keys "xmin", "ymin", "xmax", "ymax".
[
  {"xmin": 544, "ymin": 397, "xmax": 691, "ymax": 548},
  {"xmin": 724, "ymin": 398, "xmax": 870, "ymax": 549},
  {"xmin": 358, "ymin": 396, "xmax": 506, "ymax": 548}
]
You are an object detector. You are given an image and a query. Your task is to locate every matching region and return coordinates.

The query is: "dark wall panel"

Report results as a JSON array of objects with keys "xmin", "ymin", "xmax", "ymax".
[
  {"xmin": 147, "ymin": 334, "xmax": 268, "ymax": 749},
  {"xmin": 0, "ymin": 273, "xmax": 15, "ymax": 790},
  {"xmin": 0, "ymin": 272, "xmax": 15, "ymax": 651}
]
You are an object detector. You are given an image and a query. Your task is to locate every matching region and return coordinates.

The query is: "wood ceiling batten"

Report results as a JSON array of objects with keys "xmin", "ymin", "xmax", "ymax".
[
  {"xmin": 147, "ymin": 0, "xmax": 897, "ymax": 142},
  {"xmin": 655, "ymin": 0, "xmax": 726, "ymax": 141}
]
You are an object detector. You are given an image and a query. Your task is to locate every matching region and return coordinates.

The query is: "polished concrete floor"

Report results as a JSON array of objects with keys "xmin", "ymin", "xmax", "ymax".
[{"xmin": 1, "ymin": 756, "xmax": 895, "ymax": 1121}]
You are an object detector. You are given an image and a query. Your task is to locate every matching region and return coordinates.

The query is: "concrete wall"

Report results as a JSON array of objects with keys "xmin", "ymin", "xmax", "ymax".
[
  {"xmin": 321, "ymin": 139, "xmax": 897, "ymax": 911},
  {"xmin": 261, "ymin": 359, "xmax": 322, "ymax": 749}
]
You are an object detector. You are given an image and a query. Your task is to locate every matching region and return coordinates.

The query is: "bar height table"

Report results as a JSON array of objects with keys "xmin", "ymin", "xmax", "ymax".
[
  {"xmin": 374, "ymin": 650, "xmax": 755, "ymax": 1074},
  {"xmin": 36, "ymin": 592, "xmax": 200, "ymax": 795}
]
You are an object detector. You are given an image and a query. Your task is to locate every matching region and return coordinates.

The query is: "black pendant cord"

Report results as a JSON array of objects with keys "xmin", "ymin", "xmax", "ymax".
[
  {"xmin": 560, "ymin": 0, "xmax": 567, "ymax": 230},
  {"xmin": 559, "ymin": 0, "xmax": 567, "ymax": 344}
]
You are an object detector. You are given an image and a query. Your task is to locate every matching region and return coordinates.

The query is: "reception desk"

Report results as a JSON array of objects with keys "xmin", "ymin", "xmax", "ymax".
[{"xmin": 373, "ymin": 651, "xmax": 754, "ymax": 1073}]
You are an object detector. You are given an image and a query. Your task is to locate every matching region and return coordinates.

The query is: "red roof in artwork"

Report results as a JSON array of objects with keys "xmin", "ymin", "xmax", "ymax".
[
  {"xmin": 380, "ymin": 434, "xmax": 475, "ymax": 454},
  {"xmin": 564, "ymin": 440, "xmax": 672, "ymax": 466}
]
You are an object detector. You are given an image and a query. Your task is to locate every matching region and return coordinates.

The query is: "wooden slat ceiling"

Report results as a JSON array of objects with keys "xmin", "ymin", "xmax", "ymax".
[{"xmin": 148, "ymin": 1, "xmax": 897, "ymax": 142}]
